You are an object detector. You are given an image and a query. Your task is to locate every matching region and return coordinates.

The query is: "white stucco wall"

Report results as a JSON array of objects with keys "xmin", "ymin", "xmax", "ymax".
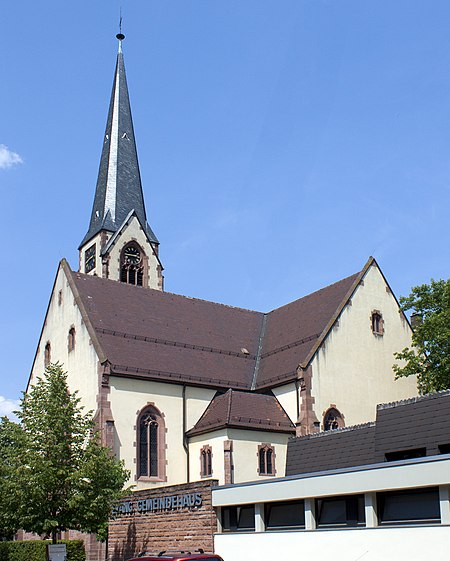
[
  {"xmin": 229, "ymin": 429, "xmax": 290, "ymax": 484},
  {"xmin": 271, "ymin": 382, "xmax": 298, "ymax": 423},
  {"xmin": 108, "ymin": 377, "xmax": 215, "ymax": 488},
  {"xmin": 214, "ymin": 526, "xmax": 450, "ymax": 561},
  {"xmin": 188, "ymin": 428, "xmax": 291, "ymax": 485},
  {"xmin": 29, "ymin": 265, "xmax": 99, "ymax": 414},
  {"xmin": 311, "ymin": 263, "xmax": 417, "ymax": 427},
  {"xmin": 189, "ymin": 429, "xmax": 229, "ymax": 484}
]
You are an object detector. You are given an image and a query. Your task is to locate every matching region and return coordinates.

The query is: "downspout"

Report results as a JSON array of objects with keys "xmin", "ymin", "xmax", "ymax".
[
  {"xmin": 182, "ymin": 385, "xmax": 190, "ymax": 483},
  {"xmin": 295, "ymin": 378, "xmax": 300, "ymax": 420}
]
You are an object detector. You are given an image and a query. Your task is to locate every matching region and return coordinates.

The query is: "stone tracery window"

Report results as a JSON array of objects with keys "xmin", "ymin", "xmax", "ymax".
[
  {"xmin": 258, "ymin": 444, "xmax": 275, "ymax": 476},
  {"xmin": 200, "ymin": 445, "xmax": 212, "ymax": 477},
  {"xmin": 137, "ymin": 404, "xmax": 166, "ymax": 481},
  {"xmin": 120, "ymin": 242, "xmax": 144, "ymax": 286},
  {"xmin": 323, "ymin": 407, "xmax": 345, "ymax": 431}
]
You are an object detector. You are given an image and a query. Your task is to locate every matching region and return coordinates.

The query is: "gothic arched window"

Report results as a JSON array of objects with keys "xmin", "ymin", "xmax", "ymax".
[
  {"xmin": 323, "ymin": 407, "xmax": 344, "ymax": 431},
  {"xmin": 200, "ymin": 445, "xmax": 212, "ymax": 477},
  {"xmin": 258, "ymin": 444, "xmax": 275, "ymax": 476},
  {"xmin": 137, "ymin": 404, "xmax": 166, "ymax": 481},
  {"xmin": 120, "ymin": 243, "xmax": 145, "ymax": 287}
]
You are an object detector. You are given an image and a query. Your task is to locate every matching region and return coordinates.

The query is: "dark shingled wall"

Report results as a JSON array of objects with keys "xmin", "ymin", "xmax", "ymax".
[{"xmin": 286, "ymin": 392, "xmax": 450, "ymax": 476}]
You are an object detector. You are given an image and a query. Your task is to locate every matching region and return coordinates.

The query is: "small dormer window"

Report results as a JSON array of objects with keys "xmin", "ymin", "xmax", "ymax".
[
  {"xmin": 120, "ymin": 243, "xmax": 144, "ymax": 286},
  {"xmin": 371, "ymin": 310, "xmax": 384, "ymax": 336}
]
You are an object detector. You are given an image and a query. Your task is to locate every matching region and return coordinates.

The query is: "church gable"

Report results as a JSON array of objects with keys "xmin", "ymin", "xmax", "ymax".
[
  {"xmin": 29, "ymin": 261, "xmax": 101, "ymax": 414},
  {"xmin": 310, "ymin": 259, "xmax": 416, "ymax": 429}
]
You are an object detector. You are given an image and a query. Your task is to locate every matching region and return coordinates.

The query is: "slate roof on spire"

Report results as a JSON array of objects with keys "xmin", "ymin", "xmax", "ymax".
[{"xmin": 80, "ymin": 37, "xmax": 158, "ymax": 248}]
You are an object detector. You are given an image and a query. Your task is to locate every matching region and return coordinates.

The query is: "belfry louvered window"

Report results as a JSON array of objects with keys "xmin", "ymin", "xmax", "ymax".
[
  {"xmin": 139, "ymin": 412, "xmax": 159, "ymax": 477},
  {"xmin": 120, "ymin": 243, "xmax": 144, "ymax": 287}
]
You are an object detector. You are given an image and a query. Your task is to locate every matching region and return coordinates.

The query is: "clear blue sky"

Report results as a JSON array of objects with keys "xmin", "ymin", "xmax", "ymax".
[{"xmin": 1, "ymin": 1, "xmax": 450, "ymax": 413}]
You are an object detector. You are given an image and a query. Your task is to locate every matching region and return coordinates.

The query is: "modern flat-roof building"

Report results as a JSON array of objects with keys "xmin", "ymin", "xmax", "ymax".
[{"xmin": 213, "ymin": 391, "xmax": 450, "ymax": 561}]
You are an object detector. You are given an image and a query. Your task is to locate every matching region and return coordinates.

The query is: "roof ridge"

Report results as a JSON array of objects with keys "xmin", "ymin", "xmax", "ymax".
[
  {"xmin": 377, "ymin": 389, "xmax": 450, "ymax": 410},
  {"xmin": 268, "ymin": 270, "xmax": 361, "ymax": 314},
  {"xmin": 75, "ymin": 271, "xmax": 263, "ymax": 315}
]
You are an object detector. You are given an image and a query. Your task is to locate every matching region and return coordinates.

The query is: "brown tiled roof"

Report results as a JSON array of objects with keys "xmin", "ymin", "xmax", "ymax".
[
  {"xmin": 69, "ymin": 269, "xmax": 263, "ymax": 389},
  {"xmin": 186, "ymin": 390, "xmax": 295, "ymax": 436},
  {"xmin": 285, "ymin": 391, "xmax": 450, "ymax": 476},
  {"xmin": 256, "ymin": 272, "xmax": 360, "ymax": 388},
  {"xmin": 66, "ymin": 259, "xmax": 367, "ymax": 390}
]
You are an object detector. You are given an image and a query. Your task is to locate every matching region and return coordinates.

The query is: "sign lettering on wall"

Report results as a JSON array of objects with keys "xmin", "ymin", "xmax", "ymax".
[{"xmin": 112, "ymin": 492, "xmax": 203, "ymax": 517}]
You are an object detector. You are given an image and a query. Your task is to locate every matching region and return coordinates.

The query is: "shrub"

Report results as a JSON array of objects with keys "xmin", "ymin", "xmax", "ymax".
[{"xmin": 0, "ymin": 540, "xmax": 85, "ymax": 561}]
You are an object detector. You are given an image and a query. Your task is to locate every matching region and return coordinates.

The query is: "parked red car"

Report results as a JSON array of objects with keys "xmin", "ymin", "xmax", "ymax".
[{"xmin": 127, "ymin": 551, "xmax": 224, "ymax": 561}]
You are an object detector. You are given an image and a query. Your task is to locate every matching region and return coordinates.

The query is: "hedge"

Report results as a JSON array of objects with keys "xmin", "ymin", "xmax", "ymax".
[{"xmin": 0, "ymin": 540, "xmax": 85, "ymax": 561}]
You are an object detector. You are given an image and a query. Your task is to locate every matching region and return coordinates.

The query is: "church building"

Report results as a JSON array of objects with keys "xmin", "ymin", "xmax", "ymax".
[{"xmin": 29, "ymin": 34, "xmax": 417, "ymax": 509}]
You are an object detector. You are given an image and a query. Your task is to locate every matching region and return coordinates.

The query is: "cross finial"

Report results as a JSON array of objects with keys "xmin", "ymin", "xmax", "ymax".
[{"xmin": 116, "ymin": 8, "xmax": 125, "ymax": 50}]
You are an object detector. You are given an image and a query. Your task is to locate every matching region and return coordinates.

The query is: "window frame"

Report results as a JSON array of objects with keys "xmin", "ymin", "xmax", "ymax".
[
  {"xmin": 265, "ymin": 500, "xmax": 305, "ymax": 531},
  {"xmin": 68, "ymin": 326, "xmax": 76, "ymax": 353},
  {"xmin": 44, "ymin": 341, "xmax": 51, "ymax": 367},
  {"xmin": 221, "ymin": 505, "xmax": 255, "ymax": 532},
  {"xmin": 258, "ymin": 444, "xmax": 275, "ymax": 476},
  {"xmin": 323, "ymin": 407, "xmax": 345, "ymax": 431},
  {"xmin": 200, "ymin": 445, "xmax": 213, "ymax": 478},
  {"xmin": 377, "ymin": 487, "xmax": 441, "ymax": 526},
  {"xmin": 316, "ymin": 495, "xmax": 365, "ymax": 528},
  {"xmin": 120, "ymin": 242, "xmax": 147, "ymax": 287},
  {"xmin": 371, "ymin": 310, "xmax": 384, "ymax": 336},
  {"xmin": 136, "ymin": 403, "xmax": 167, "ymax": 482}
]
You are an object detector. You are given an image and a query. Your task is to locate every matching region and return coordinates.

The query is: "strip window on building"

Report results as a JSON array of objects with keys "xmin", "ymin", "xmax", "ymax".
[
  {"xmin": 316, "ymin": 495, "xmax": 365, "ymax": 528},
  {"xmin": 221, "ymin": 505, "xmax": 255, "ymax": 532},
  {"xmin": 377, "ymin": 487, "xmax": 440, "ymax": 525},
  {"xmin": 265, "ymin": 500, "xmax": 305, "ymax": 530}
]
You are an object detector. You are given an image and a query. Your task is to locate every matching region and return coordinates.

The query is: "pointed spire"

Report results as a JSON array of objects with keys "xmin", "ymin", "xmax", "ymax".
[{"xmin": 80, "ymin": 34, "xmax": 158, "ymax": 249}]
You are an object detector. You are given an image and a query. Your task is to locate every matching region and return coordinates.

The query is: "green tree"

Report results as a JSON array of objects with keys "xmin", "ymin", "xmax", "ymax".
[
  {"xmin": 0, "ymin": 417, "xmax": 25, "ymax": 538},
  {"xmin": 394, "ymin": 279, "xmax": 450, "ymax": 394},
  {"xmin": 0, "ymin": 364, "xmax": 129, "ymax": 543}
]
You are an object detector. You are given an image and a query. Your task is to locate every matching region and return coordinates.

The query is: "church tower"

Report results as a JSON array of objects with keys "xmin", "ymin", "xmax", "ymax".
[{"xmin": 79, "ymin": 34, "xmax": 163, "ymax": 290}]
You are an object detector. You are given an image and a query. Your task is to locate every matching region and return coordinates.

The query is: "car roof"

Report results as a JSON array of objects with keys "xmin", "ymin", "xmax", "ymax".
[{"xmin": 127, "ymin": 554, "xmax": 222, "ymax": 561}]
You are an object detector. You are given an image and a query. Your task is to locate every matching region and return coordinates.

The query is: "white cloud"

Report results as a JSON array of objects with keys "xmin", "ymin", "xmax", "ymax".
[
  {"xmin": 0, "ymin": 144, "xmax": 23, "ymax": 169},
  {"xmin": 0, "ymin": 396, "xmax": 20, "ymax": 421}
]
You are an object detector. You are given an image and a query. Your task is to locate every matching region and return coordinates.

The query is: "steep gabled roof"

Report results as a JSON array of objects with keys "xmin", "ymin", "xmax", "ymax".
[
  {"xmin": 80, "ymin": 37, "xmax": 157, "ymax": 249},
  {"xmin": 255, "ymin": 270, "xmax": 361, "ymax": 388},
  {"xmin": 69, "ymin": 267, "xmax": 263, "ymax": 389},
  {"xmin": 65, "ymin": 258, "xmax": 374, "ymax": 390},
  {"xmin": 186, "ymin": 390, "xmax": 295, "ymax": 436}
]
